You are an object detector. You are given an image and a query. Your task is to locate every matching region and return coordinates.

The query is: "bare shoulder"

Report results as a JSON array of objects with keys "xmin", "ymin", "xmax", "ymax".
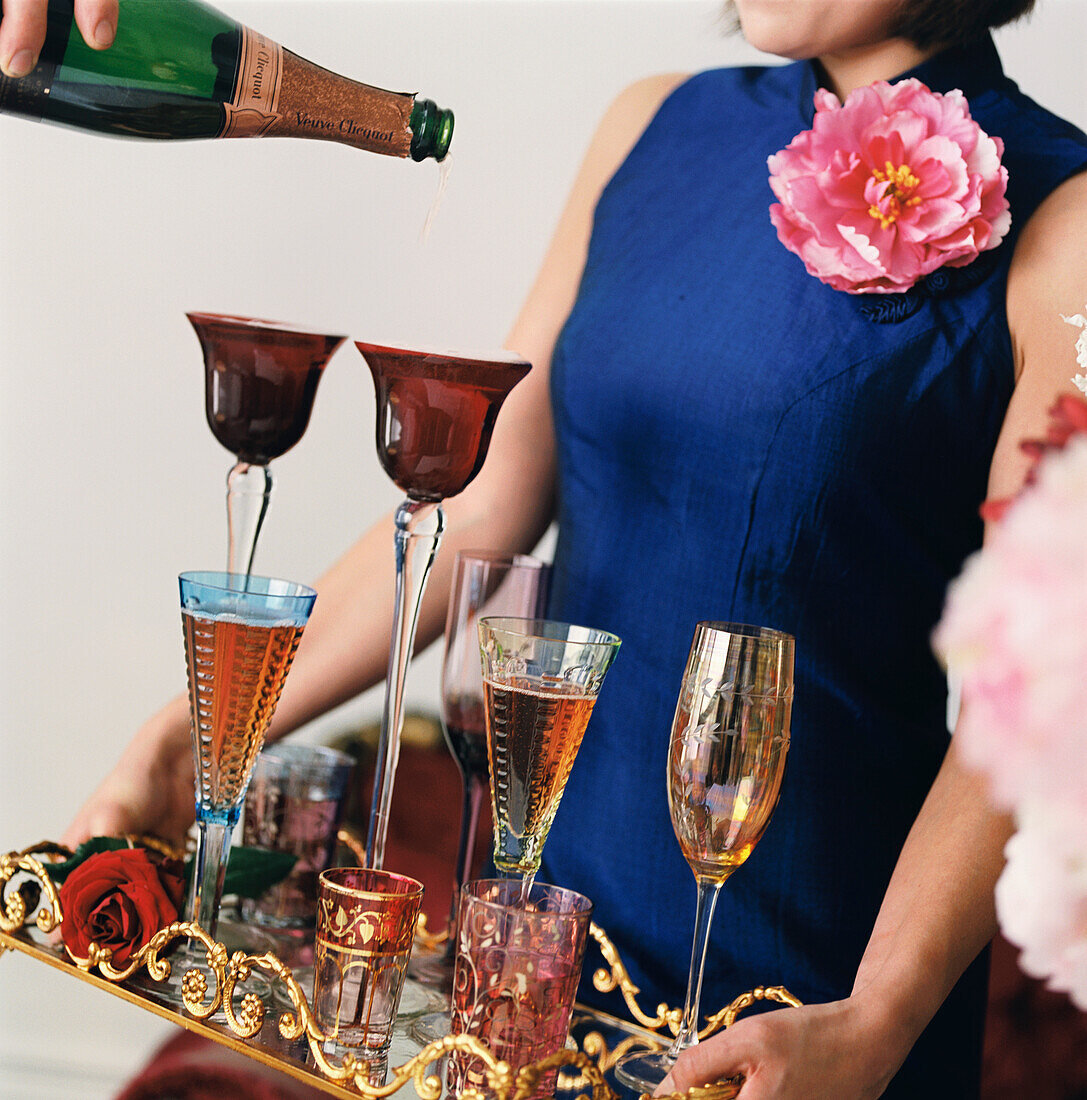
[
  {"xmin": 1006, "ymin": 170, "xmax": 1087, "ymax": 381},
  {"xmin": 574, "ymin": 73, "xmax": 691, "ymax": 201},
  {"xmin": 987, "ymin": 171, "xmax": 1087, "ymax": 503},
  {"xmin": 600, "ymin": 72, "xmax": 691, "ymax": 140},
  {"xmin": 501, "ymin": 73, "xmax": 691, "ymax": 389},
  {"xmin": 605, "ymin": 71, "xmax": 692, "ymax": 131}
]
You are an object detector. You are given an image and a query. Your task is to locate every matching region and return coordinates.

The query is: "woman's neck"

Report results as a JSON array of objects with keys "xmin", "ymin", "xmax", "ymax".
[{"xmin": 818, "ymin": 37, "xmax": 936, "ymax": 99}]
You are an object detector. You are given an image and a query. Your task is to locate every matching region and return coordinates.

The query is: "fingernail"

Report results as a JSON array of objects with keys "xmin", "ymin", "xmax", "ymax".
[
  {"xmin": 3, "ymin": 49, "xmax": 35, "ymax": 77},
  {"xmin": 656, "ymin": 1075, "xmax": 676, "ymax": 1097},
  {"xmin": 94, "ymin": 19, "xmax": 115, "ymax": 46}
]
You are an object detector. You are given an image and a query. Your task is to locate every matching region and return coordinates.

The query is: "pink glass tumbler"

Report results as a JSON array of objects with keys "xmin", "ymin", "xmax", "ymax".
[
  {"xmin": 448, "ymin": 879, "xmax": 594, "ymax": 1100},
  {"xmin": 241, "ymin": 742, "xmax": 355, "ymax": 929}
]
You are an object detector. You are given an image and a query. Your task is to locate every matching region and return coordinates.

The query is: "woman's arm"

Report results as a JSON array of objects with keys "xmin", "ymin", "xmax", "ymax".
[
  {"xmin": 60, "ymin": 71, "xmax": 689, "ymax": 848},
  {"xmin": 659, "ymin": 747, "xmax": 1010, "ymax": 1100},
  {"xmin": 266, "ymin": 71, "xmax": 692, "ymax": 739},
  {"xmin": 660, "ymin": 171, "xmax": 1087, "ymax": 1099}
]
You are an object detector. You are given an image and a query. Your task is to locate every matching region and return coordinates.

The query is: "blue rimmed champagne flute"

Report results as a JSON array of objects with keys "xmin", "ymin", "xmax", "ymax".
[{"xmin": 150, "ymin": 571, "xmax": 316, "ymax": 1009}]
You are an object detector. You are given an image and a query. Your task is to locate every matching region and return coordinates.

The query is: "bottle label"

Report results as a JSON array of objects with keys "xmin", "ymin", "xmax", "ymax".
[
  {"xmin": 0, "ymin": 0, "xmax": 69, "ymax": 122},
  {"xmin": 266, "ymin": 51, "xmax": 414, "ymax": 156},
  {"xmin": 220, "ymin": 24, "xmax": 283, "ymax": 138},
  {"xmin": 0, "ymin": 59, "xmax": 56, "ymax": 121}
]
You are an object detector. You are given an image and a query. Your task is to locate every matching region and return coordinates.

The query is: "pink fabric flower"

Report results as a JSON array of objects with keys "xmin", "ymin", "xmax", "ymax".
[
  {"xmin": 768, "ymin": 78, "xmax": 1010, "ymax": 294},
  {"xmin": 936, "ymin": 436, "xmax": 1087, "ymax": 816},
  {"xmin": 935, "ymin": 436, "xmax": 1087, "ymax": 1009},
  {"xmin": 996, "ymin": 806, "xmax": 1087, "ymax": 1011}
]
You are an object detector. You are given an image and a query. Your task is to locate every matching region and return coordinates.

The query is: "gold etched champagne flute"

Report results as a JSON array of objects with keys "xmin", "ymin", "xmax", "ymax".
[
  {"xmin": 478, "ymin": 616, "xmax": 621, "ymax": 898},
  {"xmin": 615, "ymin": 622, "xmax": 794, "ymax": 1093}
]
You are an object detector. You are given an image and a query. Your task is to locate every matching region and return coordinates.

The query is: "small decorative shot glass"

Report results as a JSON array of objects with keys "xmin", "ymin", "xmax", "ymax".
[
  {"xmin": 313, "ymin": 868, "xmax": 424, "ymax": 1077},
  {"xmin": 448, "ymin": 879, "xmax": 594, "ymax": 1100},
  {"xmin": 241, "ymin": 742, "xmax": 355, "ymax": 929}
]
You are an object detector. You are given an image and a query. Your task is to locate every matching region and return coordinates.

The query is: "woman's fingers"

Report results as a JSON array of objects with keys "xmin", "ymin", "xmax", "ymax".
[
  {"xmin": 653, "ymin": 1001, "xmax": 895, "ymax": 1100},
  {"xmin": 73, "ymin": 0, "xmax": 117, "ymax": 50},
  {"xmin": 0, "ymin": 0, "xmax": 49, "ymax": 77},
  {"xmin": 0, "ymin": 0, "xmax": 116, "ymax": 78},
  {"xmin": 656, "ymin": 1032, "xmax": 755, "ymax": 1097}
]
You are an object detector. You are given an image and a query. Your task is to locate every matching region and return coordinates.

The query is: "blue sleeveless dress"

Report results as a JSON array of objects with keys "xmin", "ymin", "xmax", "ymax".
[{"xmin": 541, "ymin": 35, "xmax": 1087, "ymax": 1097}]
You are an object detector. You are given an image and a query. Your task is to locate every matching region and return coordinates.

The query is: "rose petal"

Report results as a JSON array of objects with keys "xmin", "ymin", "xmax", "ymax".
[{"xmin": 59, "ymin": 847, "xmax": 181, "ymax": 965}]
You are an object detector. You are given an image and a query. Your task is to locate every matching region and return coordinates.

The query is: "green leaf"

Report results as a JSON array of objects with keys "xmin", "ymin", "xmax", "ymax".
[
  {"xmin": 48, "ymin": 837, "xmax": 130, "ymax": 885},
  {"xmin": 220, "ymin": 847, "xmax": 297, "ymax": 900},
  {"xmin": 47, "ymin": 837, "xmax": 295, "ymax": 901}
]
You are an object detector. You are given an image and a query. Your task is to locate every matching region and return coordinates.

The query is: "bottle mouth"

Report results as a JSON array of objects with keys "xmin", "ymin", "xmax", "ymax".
[{"xmin": 409, "ymin": 98, "xmax": 454, "ymax": 162}]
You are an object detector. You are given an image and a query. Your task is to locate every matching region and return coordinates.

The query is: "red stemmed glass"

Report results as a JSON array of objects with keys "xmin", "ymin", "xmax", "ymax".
[
  {"xmin": 188, "ymin": 312, "xmax": 345, "ymax": 576},
  {"xmin": 353, "ymin": 341, "xmax": 531, "ymax": 870}
]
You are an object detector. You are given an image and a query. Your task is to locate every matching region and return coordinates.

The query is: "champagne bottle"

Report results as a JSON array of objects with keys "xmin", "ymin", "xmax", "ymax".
[{"xmin": 0, "ymin": 0, "xmax": 453, "ymax": 160}]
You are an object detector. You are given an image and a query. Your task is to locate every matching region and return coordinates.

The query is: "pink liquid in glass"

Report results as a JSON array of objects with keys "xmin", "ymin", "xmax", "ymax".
[
  {"xmin": 241, "ymin": 744, "xmax": 354, "ymax": 929},
  {"xmin": 448, "ymin": 880, "xmax": 592, "ymax": 1100},
  {"xmin": 242, "ymin": 793, "xmax": 340, "ymax": 925}
]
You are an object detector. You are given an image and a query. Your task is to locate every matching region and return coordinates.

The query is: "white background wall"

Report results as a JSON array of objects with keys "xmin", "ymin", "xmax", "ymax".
[{"xmin": 1, "ymin": 2, "xmax": 1084, "ymax": 1096}]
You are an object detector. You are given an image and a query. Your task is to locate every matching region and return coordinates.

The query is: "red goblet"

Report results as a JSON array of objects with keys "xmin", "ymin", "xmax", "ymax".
[
  {"xmin": 188, "ymin": 312, "xmax": 345, "ymax": 577},
  {"xmin": 353, "ymin": 341, "xmax": 531, "ymax": 870}
]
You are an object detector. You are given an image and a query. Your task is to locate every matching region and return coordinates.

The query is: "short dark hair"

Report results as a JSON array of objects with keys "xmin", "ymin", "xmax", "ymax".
[{"xmin": 890, "ymin": 0, "xmax": 1038, "ymax": 49}]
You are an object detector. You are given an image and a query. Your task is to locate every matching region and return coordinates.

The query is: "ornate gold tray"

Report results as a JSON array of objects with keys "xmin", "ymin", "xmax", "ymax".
[{"xmin": 1, "ymin": 841, "xmax": 801, "ymax": 1099}]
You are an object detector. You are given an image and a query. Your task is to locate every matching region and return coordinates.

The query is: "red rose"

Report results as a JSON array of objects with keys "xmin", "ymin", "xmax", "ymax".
[{"xmin": 59, "ymin": 848, "xmax": 185, "ymax": 967}]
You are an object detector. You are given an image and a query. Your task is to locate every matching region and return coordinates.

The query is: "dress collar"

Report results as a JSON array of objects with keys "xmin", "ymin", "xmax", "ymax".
[{"xmin": 797, "ymin": 32, "xmax": 1007, "ymax": 125}]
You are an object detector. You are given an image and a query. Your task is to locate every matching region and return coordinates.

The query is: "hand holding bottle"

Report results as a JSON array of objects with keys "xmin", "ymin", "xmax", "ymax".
[
  {"xmin": 0, "ymin": 0, "xmax": 116, "ymax": 77},
  {"xmin": 0, "ymin": 0, "xmax": 452, "ymax": 159}
]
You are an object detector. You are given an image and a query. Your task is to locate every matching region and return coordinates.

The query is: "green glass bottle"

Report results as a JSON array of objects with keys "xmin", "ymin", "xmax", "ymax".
[{"xmin": 0, "ymin": 0, "xmax": 453, "ymax": 160}]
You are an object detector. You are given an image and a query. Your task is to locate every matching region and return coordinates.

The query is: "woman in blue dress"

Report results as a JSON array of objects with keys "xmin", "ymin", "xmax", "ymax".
[{"xmin": 52, "ymin": 0, "xmax": 1087, "ymax": 1094}]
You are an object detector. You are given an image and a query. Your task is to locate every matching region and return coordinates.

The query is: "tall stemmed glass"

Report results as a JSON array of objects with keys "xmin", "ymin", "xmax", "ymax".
[
  {"xmin": 412, "ymin": 551, "xmax": 551, "ymax": 990},
  {"xmin": 615, "ymin": 622, "xmax": 794, "ymax": 1093},
  {"xmin": 188, "ymin": 312, "xmax": 345, "ymax": 577},
  {"xmin": 353, "ymin": 342, "xmax": 531, "ymax": 870},
  {"xmin": 154, "ymin": 571, "xmax": 316, "ymax": 1008},
  {"xmin": 477, "ymin": 617, "xmax": 621, "ymax": 896}
]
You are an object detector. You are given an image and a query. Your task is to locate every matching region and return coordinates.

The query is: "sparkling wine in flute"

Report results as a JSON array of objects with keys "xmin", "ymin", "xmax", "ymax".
[
  {"xmin": 183, "ymin": 607, "xmax": 306, "ymax": 817},
  {"xmin": 615, "ymin": 621, "xmax": 793, "ymax": 1096},
  {"xmin": 668, "ymin": 688, "xmax": 790, "ymax": 884},
  {"xmin": 140, "ymin": 571, "xmax": 315, "ymax": 1011},
  {"xmin": 484, "ymin": 675, "xmax": 596, "ymax": 877},
  {"xmin": 478, "ymin": 617, "xmax": 621, "ymax": 884},
  {"xmin": 0, "ymin": 0, "xmax": 453, "ymax": 160}
]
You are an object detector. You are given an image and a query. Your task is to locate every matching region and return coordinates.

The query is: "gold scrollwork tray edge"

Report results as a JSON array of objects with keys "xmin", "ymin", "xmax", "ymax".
[{"xmin": 2, "ymin": 840, "xmax": 802, "ymax": 1099}]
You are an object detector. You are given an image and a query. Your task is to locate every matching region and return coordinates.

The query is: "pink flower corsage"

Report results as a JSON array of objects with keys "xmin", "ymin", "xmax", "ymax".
[{"xmin": 768, "ymin": 78, "xmax": 1011, "ymax": 294}]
